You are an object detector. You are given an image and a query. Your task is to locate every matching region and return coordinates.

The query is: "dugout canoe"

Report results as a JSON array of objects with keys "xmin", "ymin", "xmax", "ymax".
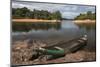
[{"xmin": 32, "ymin": 35, "xmax": 87, "ymax": 60}]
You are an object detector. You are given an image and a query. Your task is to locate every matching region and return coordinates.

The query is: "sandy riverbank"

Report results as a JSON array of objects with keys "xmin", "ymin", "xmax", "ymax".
[
  {"xmin": 73, "ymin": 20, "xmax": 96, "ymax": 24},
  {"xmin": 11, "ymin": 39, "xmax": 96, "ymax": 65},
  {"xmin": 12, "ymin": 19, "xmax": 61, "ymax": 22}
]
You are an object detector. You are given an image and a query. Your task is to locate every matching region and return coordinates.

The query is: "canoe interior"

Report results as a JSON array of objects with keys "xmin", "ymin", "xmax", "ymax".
[{"xmin": 43, "ymin": 36, "xmax": 87, "ymax": 53}]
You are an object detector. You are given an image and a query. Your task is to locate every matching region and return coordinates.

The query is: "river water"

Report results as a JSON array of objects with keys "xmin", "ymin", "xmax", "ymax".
[{"xmin": 12, "ymin": 20, "xmax": 96, "ymax": 52}]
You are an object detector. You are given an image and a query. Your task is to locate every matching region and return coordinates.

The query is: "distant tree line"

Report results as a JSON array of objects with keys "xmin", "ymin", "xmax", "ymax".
[
  {"xmin": 12, "ymin": 7, "xmax": 62, "ymax": 20},
  {"xmin": 74, "ymin": 11, "xmax": 96, "ymax": 20}
]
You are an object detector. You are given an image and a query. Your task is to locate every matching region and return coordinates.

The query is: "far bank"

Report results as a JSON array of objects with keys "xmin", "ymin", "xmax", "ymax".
[
  {"xmin": 73, "ymin": 19, "xmax": 96, "ymax": 24},
  {"xmin": 12, "ymin": 19, "xmax": 61, "ymax": 23}
]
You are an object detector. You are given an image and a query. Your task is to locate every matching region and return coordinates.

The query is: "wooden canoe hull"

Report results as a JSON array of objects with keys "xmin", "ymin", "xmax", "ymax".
[{"xmin": 34, "ymin": 35, "xmax": 87, "ymax": 60}]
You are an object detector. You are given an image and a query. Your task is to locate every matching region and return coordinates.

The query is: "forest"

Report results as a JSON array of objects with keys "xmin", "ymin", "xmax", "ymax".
[
  {"xmin": 12, "ymin": 7, "xmax": 62, "ymax": 20},
  {"xmin": 74, "ymin": 11, "xmax": 96, "ymax": 20}
]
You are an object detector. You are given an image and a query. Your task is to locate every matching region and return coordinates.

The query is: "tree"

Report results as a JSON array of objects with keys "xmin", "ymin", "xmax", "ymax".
[
  {"xmin": 87, "ymin": 11, "xmax": 92, "ymax": 19},
  {"xmin": 74, "ymin": 11, "xmax": 96, "ymax": 20},
  {"xmin": 12, "ymin": 7, "xmax": 62, "ymax": 20}
]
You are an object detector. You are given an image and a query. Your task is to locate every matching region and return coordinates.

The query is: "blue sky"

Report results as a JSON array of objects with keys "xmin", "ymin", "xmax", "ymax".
[{"xmin": 12, "ymin": 1, "xmax": 95, "ymax": 19}]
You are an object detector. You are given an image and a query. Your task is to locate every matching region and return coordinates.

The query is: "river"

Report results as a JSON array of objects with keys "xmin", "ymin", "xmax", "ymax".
[{"xmin": 12, "ymin": 20, "xmax": 96, "ymax": 52}]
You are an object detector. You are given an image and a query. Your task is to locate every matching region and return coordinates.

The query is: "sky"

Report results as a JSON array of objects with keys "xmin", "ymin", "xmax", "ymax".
[{"xmin": 12, "ymin": 0, "xmax": 95, "ymax": 19}]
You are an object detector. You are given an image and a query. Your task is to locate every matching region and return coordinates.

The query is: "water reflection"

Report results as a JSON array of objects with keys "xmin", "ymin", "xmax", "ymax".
[
  {"xmin": 12, "ymin": 21, "xmax": 96, "ymax": 51},
  {"xmin": 75, "ymin": 23, "xmax": 96, "ymax": 51},
  {"xmin": 12, "ymin": 22, "xmax": 61, "ymax": 32},
  {"xmin": 12, "ymin": 21, "xmax": 83, "ymax": 32},
  {"xmin": 75, "ymin": 23, "xmax": 96, "ymax": 31}
]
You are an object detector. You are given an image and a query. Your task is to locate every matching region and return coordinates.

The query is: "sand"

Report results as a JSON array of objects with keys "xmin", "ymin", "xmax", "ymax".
[
  {"xmin": 11, "ymin": 39, "xmax": 96, "ymax": 65},
  {"xmin": 12, "ymin": 19, "xmax": 61, "ymax": 22},
  {"xmin": 73, "ymin": 20, "xmax": 96, "ymax": 23}
]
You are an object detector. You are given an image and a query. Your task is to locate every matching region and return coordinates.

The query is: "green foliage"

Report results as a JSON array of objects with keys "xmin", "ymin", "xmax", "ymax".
[
  {"xmin": 12, "ymin": 7, "xmax": 62, "ymax": 20},
  {"xmin": 74, "ymin": 11, "xmax": 96, "ymax": 20}
]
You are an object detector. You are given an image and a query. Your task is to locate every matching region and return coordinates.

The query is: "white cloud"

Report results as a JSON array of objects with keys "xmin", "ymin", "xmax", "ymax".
[
  {"xmin": 62, "ymin": 12, "xmax": 80, "ymax": 19},
  {"xmin": 12, "ymin": 1, "xmax": 66, "ymax": 11},
  {"xmin": 12, "ymin": 1, "xmax": 95, "ymax": 19}
]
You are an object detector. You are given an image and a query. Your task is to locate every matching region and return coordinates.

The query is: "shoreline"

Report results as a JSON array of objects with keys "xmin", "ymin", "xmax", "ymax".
[
  {"xmin": 73, "ymin": 20, "xmax": 96, "ymax": 24},
  {"xmin": 12, "ymin": 39, "xmax": 96, "ymax": 65},
  {"xmin": 12, "ymin": 19, "xmax": 61, "ymax": 23}
]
